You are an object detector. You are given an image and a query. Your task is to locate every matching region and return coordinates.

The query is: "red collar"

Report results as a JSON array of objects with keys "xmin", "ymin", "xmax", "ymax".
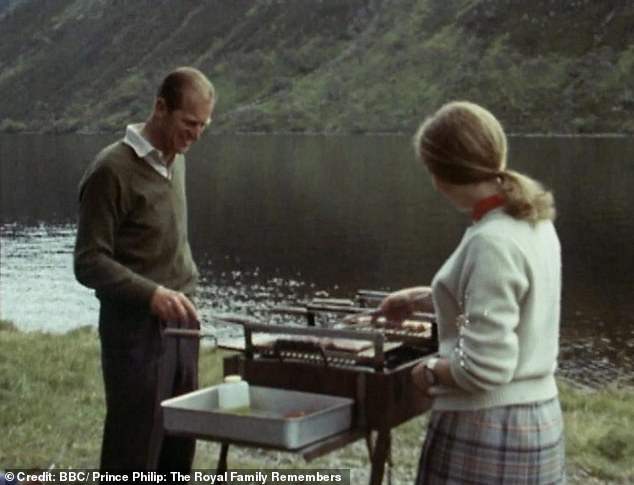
[{"xmin": 472, "ymin": 194, "xmax": 505, "ymax": 221}]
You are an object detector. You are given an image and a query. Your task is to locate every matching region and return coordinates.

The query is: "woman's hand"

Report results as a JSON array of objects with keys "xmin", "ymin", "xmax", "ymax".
[
  {"xmin": 411, "ymin": 357, "xmax": 458, "ymax": 396},
  {"xmin": 411, "ymin": 361, "xmax": 433, "ymax": 395},
  {"xmin": 372, "ymin": 286, "xmax": 433, "ymax": 326}
]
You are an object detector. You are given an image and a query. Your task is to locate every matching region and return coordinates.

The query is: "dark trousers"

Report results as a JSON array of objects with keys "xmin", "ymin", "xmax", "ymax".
[{"xmin": 98, "ymin": 299, "xmax": 199, "ymax": 472}]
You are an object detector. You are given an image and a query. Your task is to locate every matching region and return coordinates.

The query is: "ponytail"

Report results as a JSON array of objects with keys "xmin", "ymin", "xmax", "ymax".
[
  {"xmin": 499, "ymin": 169, "xmax": 556, "ymax": 223},
  {"xmin": 415, "ymin": 101, "xmax": 557, "ymax": 223}
]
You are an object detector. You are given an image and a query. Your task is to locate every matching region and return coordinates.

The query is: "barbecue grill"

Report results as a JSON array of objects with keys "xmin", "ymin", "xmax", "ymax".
[{"xmin": 162, "ymin": 290, "xmax": 438, "ymax": 485}]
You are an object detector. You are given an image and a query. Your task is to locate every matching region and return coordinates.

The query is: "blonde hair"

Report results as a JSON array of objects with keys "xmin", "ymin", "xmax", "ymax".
[{"xmin": 414, "ymin": 101, "xmax": 555, "ymax": 223}]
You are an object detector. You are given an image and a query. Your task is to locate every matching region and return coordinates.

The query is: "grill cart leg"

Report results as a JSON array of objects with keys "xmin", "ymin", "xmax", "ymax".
[
  {"xmin": 369, "ymin": 428, "xmax": 391, "ymax": 485},
  {"xmin": 217, "ymin": 443, "xmax": 229, "ymax": 473},
  {"xmin": 365, "ymin": 433, "xmax": 374, "ymax": 456}
]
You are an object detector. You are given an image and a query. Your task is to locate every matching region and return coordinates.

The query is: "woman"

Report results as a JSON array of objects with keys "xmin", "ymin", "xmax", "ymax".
[{"xmin": 374, "ymin": 101, "xmax": 566, "ymax": 484}]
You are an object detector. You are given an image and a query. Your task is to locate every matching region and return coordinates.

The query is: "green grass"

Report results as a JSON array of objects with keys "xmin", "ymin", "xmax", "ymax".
[
  {"xmin": 560, "ymin": 380, "xmax": 634, "ymax": 480},
  {"xmin": 0, "ymin": 321, "xmax": 224, "ymax": 469},
  {"xmin": 1, "ymin": 320, "xmax": 633, "ymax": 483}
]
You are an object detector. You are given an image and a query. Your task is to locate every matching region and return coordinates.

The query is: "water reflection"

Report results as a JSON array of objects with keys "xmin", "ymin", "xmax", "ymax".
[
  {"xmin": 0, "ymin": 223, "xmax": 99, "ymax": 332},
  {"xmin": 0, "ymin": 224, "xmax": 314, "ymax": 337},
  {"xmin": 1, "ymin": 133, "xmax": 633, "ymax": 387}
]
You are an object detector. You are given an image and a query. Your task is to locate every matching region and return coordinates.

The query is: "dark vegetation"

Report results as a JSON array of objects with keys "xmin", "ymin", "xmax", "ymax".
[{"xmin": 0, "ymin": 0, "xmax": 632, "ymax": 135}]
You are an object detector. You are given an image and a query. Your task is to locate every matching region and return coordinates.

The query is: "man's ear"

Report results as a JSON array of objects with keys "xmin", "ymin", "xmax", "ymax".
[{"xmin": 154, "ymin": 97, "xmax": 169, "ymax": 118}]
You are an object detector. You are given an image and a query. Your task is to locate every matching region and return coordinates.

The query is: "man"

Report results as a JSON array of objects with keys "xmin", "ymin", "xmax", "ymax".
[{"xmin": 74, "ymin": 67, "xmax": 215, "ymax": 471}]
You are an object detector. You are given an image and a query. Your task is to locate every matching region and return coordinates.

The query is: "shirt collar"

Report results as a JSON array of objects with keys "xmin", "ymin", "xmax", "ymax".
[
  {"xmin": 123, "ymin": 123, "xmax": 173, "ymax": 180},
  {"xmin": 123, "ymin": 123, "xmax": 158, "ymax": 159},
  {"xmin": 472, "ymin": 193, "xmax": 506, "ymax": 222}
]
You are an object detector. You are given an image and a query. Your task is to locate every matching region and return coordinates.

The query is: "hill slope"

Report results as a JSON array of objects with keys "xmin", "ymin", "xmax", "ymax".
[{"xmin": 0, "ymin": 0, "xmax": 632, "ymax": 134}]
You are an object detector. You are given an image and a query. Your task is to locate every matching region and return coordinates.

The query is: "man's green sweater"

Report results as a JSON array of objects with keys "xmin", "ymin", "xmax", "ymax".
[{"xmin": 74, "ymin": 141, "xmax": 198, "ymax": 306}]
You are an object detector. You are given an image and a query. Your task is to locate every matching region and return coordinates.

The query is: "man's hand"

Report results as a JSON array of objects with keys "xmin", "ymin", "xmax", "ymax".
[{"xmin": 150, "ymin": 286, "xmax": 199, "ymax": 325}]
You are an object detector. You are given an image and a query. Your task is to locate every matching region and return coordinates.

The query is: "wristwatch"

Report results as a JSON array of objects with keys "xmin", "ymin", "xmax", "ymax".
[{"xmin": 423, "ymin": 357, "xmax": 439, "ymax": 386}]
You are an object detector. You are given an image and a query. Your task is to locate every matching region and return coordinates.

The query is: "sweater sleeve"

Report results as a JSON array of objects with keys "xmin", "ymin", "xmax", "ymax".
[
  {"xmin": 73, "ymin": 163, "xmax": 158, "ymax": 305},
  {"xmin": 449, "ymin": 233, "xmax": 529, "ymax": 393}
]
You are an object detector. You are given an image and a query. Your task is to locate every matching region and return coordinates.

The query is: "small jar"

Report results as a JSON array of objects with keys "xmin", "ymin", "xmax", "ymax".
[{"xmin": 218, "ymin": 374, "xmax": 250, "ymax": 410}]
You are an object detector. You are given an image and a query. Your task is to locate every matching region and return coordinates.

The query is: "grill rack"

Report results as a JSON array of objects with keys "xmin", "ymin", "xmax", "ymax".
[
  {"xmin": 269, "ymin": 289, "xmax": 438, "ymax": 348},
  {"xmin": 219, "ymin": 314, "xmax": 388, "ymax": 371}
]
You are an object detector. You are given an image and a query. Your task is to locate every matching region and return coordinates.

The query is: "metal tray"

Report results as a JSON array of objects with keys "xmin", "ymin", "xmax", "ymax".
[{"xmin": 162, "ymin": 385, "xmax": 354, "ymax": 450}]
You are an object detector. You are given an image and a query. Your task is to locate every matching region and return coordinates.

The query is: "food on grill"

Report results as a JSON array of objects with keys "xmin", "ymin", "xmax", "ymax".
[
  {"xmin": 343, "ymin": 314, "xmax": 432, "ymax": 334},
  {"xmin": 328, "ymin": 338, "xmax": 372, "ymax": 353},
  {"xmin": 342, "ymin": 313, "xmax": 386, "ymax": 327},
  {"xmin": 257, "ymin": 335, "xmax": 373, "ymax": 354},
  {"xmin": 401, "ymin": 320, "xmax": 433, "ymax": 333}
]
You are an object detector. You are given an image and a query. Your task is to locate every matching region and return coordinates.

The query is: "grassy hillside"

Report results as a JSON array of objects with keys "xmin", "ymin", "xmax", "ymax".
[{"xmin": 0, "ymin": 0, "xmax": 632, "ymax": 134}]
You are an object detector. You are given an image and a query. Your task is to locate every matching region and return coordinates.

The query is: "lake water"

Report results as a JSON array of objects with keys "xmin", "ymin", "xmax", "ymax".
[{"xmin": 1, "ymin": 133, "xmax": 633, "ymax": 386}]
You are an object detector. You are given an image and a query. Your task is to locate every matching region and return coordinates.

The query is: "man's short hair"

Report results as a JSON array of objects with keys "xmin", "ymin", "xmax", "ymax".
[{"xmin": 157, "ymin": 67, "xmax": 215, "ymax": 111}]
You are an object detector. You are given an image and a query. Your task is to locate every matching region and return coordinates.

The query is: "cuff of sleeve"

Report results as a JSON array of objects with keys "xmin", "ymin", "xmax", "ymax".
[
  {"xmin": 448, "ymin": 351, "xmax": 481, "ymax": 393},
  {"xmin": 127, "ymin": 278, "xmax": 160, "ymax": 307}
]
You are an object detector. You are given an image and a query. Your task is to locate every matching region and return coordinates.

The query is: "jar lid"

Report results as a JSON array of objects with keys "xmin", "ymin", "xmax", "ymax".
[{"xmin": 224, "ymin": 374, "xmax": 243, "ymax": 383}]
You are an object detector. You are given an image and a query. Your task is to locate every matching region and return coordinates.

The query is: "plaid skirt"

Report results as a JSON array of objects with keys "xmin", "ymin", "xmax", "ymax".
[{"xmin": 415, "ymin": 398, "xmax": 566, "ymax": 485}]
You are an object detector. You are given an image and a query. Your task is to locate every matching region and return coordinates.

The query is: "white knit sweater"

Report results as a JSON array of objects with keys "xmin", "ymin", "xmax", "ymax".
[{"xmin": 431, "ymin": 208, "xmax": 562, "ymax": 411}]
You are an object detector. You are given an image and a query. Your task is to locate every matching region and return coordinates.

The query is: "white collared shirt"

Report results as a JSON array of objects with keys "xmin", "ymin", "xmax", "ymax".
[{"xmin": 123, "ymin": 123, "xmax": 172, "ymax": 180}]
